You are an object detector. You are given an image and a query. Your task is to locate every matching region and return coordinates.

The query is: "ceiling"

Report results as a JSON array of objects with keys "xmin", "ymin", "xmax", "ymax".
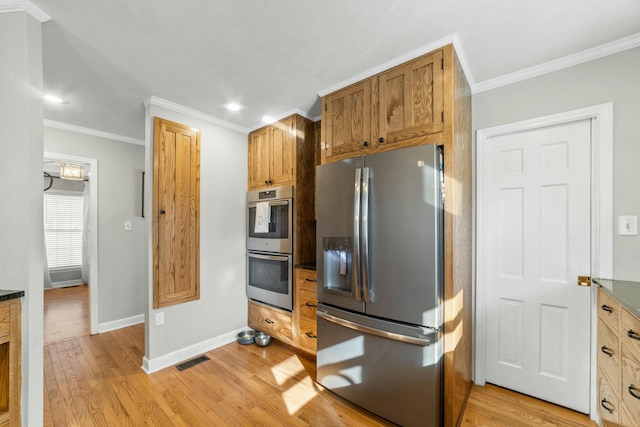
[{"xmin": 18, "ymin": 0, "xmax": 640, "ymax": 140}]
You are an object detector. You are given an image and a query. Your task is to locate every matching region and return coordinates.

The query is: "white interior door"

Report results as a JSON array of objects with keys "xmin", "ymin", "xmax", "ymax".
[{"xmin": 484, "ymin": 119, "xmax": 592, "ymax": 413}]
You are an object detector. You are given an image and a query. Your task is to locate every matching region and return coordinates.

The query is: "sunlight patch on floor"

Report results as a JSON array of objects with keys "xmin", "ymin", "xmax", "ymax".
[
  {"xmin": 282, "ymin": 375, "xmax": 319, "ymax": 415},
  {"xmin": 270, "ymin": 355, "xmax": 305, "ymax": 386}
]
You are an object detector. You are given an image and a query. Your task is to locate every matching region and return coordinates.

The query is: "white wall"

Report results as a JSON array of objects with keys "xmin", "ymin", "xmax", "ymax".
[
  {"xmin": 143, "ymin": 102, "xmax": 248, "ymax": 371},
  {"xmin": 44, "ymin": 128, "xmax": 146, "ymax": 325},
  {"xmin": 473, "ymin": 46, "xmax": 640, "ymax": 280},
  {"xmin": 0, "ymin": 12, "xmax": 44, "ymax": 427}
]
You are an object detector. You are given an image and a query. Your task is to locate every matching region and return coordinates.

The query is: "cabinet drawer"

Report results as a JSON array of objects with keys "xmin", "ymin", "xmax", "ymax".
[
  {"xmin": 297, "ymin": 318, "xmax": 317, "ymax": 353},
  {"xmin": 622, "ymin": 346, "xmax": 640, "ymax": 423},
  {"xmin": 599, "ymin": 368, "xmax": 621, "ymax": 426},
  {"xmin": 621, "ymin": 308, "xmax": 640, "ymax": 356},
  {"xmin": 297, "ymin": 287, "xmax": 317, "ymax": 321},
  {"xmin": 599, "ymin": 288, "xmax": 621, "ymax": 333},
  {"xmin": 248, "ymin": 301, "xmax": 293, "ymax": 345},
  {"xmin": 296, "ymin": 269, "xmax": 317, "ymax": 292},
  {"xmin": 598, "ymin": 320, "xmax": 621, "ymax": 392},
  {"xmin": 0, "ymin": 306, "xmax": 10, "ymax": 341}
]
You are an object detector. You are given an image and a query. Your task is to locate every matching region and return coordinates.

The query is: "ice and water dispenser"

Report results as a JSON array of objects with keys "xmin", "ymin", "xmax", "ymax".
[{"xmin": 323, "ymin": 236, "xmax": 353, "ymax": 294}]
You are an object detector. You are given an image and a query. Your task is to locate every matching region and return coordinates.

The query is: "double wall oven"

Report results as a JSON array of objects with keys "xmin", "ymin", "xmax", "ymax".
[{"xmin": 246, "ymin": 185, "xmax": 293, "ymax": 311}]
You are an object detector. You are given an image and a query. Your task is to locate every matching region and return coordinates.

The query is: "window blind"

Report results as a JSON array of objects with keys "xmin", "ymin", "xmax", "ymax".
[{"xmin": 44, "ymin": 193, "xmax": 84, "ymax": 269}]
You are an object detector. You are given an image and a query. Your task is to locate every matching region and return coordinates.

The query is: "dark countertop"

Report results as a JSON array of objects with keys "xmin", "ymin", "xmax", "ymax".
[
  {"xmin": 295, "ymin": 263, "xmax": 316, "ymax": 271},
  {"xmin": 0, "ymin": 290, "xmax": 25, "ymax": 302},
  {"xmin": 594, "ymin": 278, "xmax": 640, "ymax": 317}
]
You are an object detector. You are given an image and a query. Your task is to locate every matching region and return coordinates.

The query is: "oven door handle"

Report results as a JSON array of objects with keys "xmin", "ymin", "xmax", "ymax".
[
  {"xmin": 247, "ymin": 252, "xmax": 291, "ymax": 262},
  {"xmin": 248, "ymin": 200, "xmax": 289, "ymax": 208}
]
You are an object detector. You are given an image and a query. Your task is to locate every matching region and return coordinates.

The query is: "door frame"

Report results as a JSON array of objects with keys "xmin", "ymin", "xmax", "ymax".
[
  {"xmin": 474, "ymin": 103, "xmax": 613, "ymax": 417},
  {"xmin": 44, "ymin": 152, "xmax": 99, "ymax": 335}
]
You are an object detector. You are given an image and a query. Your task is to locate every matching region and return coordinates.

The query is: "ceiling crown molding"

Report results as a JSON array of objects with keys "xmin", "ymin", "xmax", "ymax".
[
  {"xmin": 0, "ymin": 0, "xmax": 50, "ymax": 22},
  {"xmin": 44, "ymin": 120, "xmax": 145, "ymax": 146},
  {"xmin": 472, "ymin": 32, "xmax": 640, "ymax": 94}
]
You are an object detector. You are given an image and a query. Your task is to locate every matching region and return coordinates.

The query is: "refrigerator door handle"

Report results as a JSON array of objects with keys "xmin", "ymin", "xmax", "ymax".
[
  {"xmin": 353, "ymin": 168, "xmax": 362, "ymax": 301},
  {"xmin": 361, "ymin": 167, "xmax": 370, "ymax": 302},
  {"xmin": 317, "ymin": 310, "xmax": 432, "ymax": 347}
]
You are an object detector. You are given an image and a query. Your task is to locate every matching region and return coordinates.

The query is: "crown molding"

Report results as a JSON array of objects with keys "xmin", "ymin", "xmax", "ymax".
[
  {"xmin": 472, "ymin": 32, "xmax": 640, "ymax": 94},
  {"xmin": 145, "ymin": 96, "xmax": 250, "ymax": 135},
  {"xmin": 0, "ymin": 0, "xmax": 50, "ymax": 22},
  {"xmin": 44, "ymin": 119, "xmax": 145, "ymax": 145},
  {"xmin": 317, "ymin": 33, "xmax": 474, "ymax": 97}
]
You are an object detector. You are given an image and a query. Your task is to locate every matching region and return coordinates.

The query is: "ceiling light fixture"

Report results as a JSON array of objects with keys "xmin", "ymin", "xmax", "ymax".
[
  {"xmin": 43, "ymin": 94, "xmax": 66, "ymax": 104},
  {"xmin": 262, "ymin": 115, "xmax": 276, "ymax": 124},
  {"xmin": 60, "ymin": 163, "xmax": 85, "ymax": 180},
  {"xmin": 225, "ymin": 103, "xmax": 242, "ymax": 111}
]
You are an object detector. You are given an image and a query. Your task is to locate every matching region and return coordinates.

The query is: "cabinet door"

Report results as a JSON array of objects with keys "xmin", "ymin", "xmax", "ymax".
[
  {"xmin": 323, "ymin": 80, "xmax": 371, "ymax": 162},
  {"xmin": 153, "ymin": 117, "xmax": 200, "ymax": 308},
  {"xmin": 269, "ymin": 115, "xmax": 294, "ymax": 187},
  {"xmin": 248, "ymin": 127, "xmax": 271, "ymax": 190},
  {"xmin": 378, "ymin": 49, "xmax": 444, "ymax": 145}
]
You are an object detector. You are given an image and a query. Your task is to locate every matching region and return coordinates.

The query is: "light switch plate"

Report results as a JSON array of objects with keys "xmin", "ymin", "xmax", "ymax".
[
  {"xmin": 124, "ymin": 221, "xmax": 132, "ymax": 231},
  {"xmin": 618, "ymin": 215, "xmax": 638, "ymax": 236},
  {"xmin": 155, "ymin": 312, "xmax": 164, "ymax": 326}
]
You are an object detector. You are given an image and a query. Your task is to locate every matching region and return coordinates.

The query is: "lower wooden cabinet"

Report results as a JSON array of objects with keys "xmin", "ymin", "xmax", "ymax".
[
  {"xmin": 597, "ymin": 287, "xmax": 640, "ymax": 426},
  {"xmin": 294, "ymin": 268, "xmax": 317, "ymax": 355},
  {"xmin": 0, "ymin": 298, "xmax": 21, "ymax": 426},
  {"xmin": 248, "ymin": 300, "xmax": 293, "ymax": 347}
]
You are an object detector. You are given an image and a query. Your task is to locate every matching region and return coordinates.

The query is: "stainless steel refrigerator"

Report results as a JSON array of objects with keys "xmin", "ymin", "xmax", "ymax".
[{"xmin": 316, "ymin": 144, "xmax": 444, "ymax": 427}]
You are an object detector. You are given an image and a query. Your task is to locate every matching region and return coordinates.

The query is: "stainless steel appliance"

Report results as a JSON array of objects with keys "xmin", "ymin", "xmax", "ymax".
[
  {"xmin": 247, "ymin": 185, "xmax": 293, "ymax": 254},
  {"xmin": 316, "ymin": 144, "xmax": 444, "ymax": 427},
  {"xmin": 246, "ymin": 185, "xmax": 294, "ymax": 311},
  {"xmin": 246, "ymin": 251, "xmax": 292, "ymax": 311}
]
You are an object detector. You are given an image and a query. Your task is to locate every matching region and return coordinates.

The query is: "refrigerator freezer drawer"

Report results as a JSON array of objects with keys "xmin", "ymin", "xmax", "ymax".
[{"xmin": 316, "ymin": 305, "xmax": 442, "ymax": 427}]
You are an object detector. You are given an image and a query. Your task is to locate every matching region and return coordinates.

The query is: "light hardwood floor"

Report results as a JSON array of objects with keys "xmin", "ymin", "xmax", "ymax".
[
  {"xmin": 44, "ymin": 284, "xmax": 90, "ymax": 345},
  {"xmin": 42, "ymin": 288, "xmax": 595, "ymax": 426}
]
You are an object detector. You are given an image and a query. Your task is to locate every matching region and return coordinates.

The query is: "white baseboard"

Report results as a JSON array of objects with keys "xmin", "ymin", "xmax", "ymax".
[
  {"xmin": 141, "ymin": 326, "xmax": 249, "ymax": 374},
  {"xmin": 97, "ymin": 314, "xmax": 145, "ymax": 333},
  {"xmin": 48, "ymin": 279, "xmax": 85, "ymax": 289}
]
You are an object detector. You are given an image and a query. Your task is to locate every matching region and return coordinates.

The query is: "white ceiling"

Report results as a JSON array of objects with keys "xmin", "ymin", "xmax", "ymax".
[{"xmin": 18, "ymin": 0, "xmax": 640, "ymax": 140}]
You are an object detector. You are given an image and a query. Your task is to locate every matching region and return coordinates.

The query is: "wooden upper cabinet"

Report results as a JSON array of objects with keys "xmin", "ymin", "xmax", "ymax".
[
  {"xmin": 320, "ymin": 49, "xmax": 446, "ymax": 163},
  {"xmin": 153, "ymin": 117, "xmax": 200, "ymax": 309},
  {"xmin": 321, "ymin": 80, "xmax": 372, "ymax": 163},
  {"xmin": 269, "ymin": 115, "xmax": 294, "ymax": 186},
  {"xmin": 378, "ymin": 49, "xmax": 444, "ymax": 145},
  {"xmin": 247, "ymin": 115, "xmax": 298, "ymax": 191}
]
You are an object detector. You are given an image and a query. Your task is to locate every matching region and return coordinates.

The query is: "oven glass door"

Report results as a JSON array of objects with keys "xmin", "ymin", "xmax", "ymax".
[
  {"xmin": 247, "ymin": 252, "xmax": 292, "ymax": 311},
  {"xmin": 247, "ymin": 200, "xmax": 292, "ymax": 253}
]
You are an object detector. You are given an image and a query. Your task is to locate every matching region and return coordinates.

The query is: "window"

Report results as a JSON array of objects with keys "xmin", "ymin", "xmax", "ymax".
[{"xmin": 44, "ymin": 193, "xmax": 84, "ymax": 269}]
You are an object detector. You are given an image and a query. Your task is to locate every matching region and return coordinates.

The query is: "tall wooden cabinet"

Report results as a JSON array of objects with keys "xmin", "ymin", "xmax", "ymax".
[
  {"xmin": 153, "ymin": 117, "xmax": 201, "ymax": 309},
  {"xmin": 319, "ymin": 44, "xmax": 472, "ymax": 427},
  {"xmin": 248, "ymin": 116, "xmax": 296, "ymax": 190}
]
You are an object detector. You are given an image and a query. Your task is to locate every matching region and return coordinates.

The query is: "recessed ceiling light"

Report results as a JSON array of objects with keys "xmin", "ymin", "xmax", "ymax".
[
  {"xmin": 262, "ymin": 115, "xmax": 276, "ymax": 124},
  {"xmin": 43, "ymin": 94, "xmax": 66, "ymax": 104},
  {"xmin": 225, "ymin": 103, "xmax": 242, "ymax": 111}
]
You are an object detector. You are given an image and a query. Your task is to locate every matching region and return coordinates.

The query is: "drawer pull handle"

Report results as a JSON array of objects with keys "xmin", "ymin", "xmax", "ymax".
[
  {"xmin": 265, "ymin": 318, "xmax": 274, "ymax": 324},
  {"xmin": 601, "ymin": 305, "xmax": 613, "ymax": 313},
  {"xmin": 305, "ymin": 332, "xmax": 317, "ymax": 339},
  {"xmin": 627, "ymin": 330, "xmax": 640, "ymax": 341},
  {"xmin": 629, "ymin": 385, "xmax": 640, "ymax": 400},
  {"xmin": 601, "ymin": 399, "xmax": 614, "ymax": 414},
  {"xmin": 601, "ymin": 346, "xmax": 614, "ymax": 357},
  {"xmin": 304, "ymin": 278, "xmax": 317, "ymax": 283},
  {"xmin": 304, "ymin": 302, "xmax": 317, "ymax": 308}
]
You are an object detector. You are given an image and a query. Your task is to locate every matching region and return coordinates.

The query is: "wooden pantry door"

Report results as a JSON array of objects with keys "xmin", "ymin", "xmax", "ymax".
[{"xmin": 153, "ymin": 117, "xmax": 200, "ymax": 308}]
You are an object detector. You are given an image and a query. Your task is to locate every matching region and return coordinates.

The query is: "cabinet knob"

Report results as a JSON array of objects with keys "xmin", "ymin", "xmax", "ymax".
[
  {"xmin": 363, "ymin": 141, "xmax": 369, "ymax": 147},
  {"xmin": 379, "ymin": 137, "xmax": 385, "ymax": 143},
  {"xmin": 160, "ymin": 210, "xmax": 166, "ymax": 215}
]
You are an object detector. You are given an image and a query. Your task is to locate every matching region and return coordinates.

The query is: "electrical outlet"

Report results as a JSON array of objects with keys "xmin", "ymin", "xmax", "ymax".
[
  {"xmin": 618, "ymin": 215, "xmax": 638, "ymax": 236},
  {"xmin": 124, "ymin": 221, "xmax": 132, "ymax": 231},
  {"xmin": 155, "ymin": 312, "xmax": 164, "ymax": 326}
]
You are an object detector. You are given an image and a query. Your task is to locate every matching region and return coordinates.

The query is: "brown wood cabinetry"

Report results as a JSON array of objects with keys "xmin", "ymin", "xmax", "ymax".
[
  {"xmin": 319, "ymin": 44, "xmax": 472, "ymax": 427},
  {"xmin": 153, "ymin": 117, "xmax": 201, "ymax": 309},
  {"xmin": 294, "ymin": 268, "xmax": 318, "ymax": 355},
  {"xmin": 321, "ymin": 48, "xmax": 445, "ymax": 164},
  {"xmin": 248, "ymin": 300, "xmax": 293, "ymax": 347},
  {"xmin": 248, "ymin": 115, "xmax": 314, "ymax": 192},
  {"xmin": 0, "ymin": 298, "xmax": 21, "ymax": 426},
  {"xmin": 597, "ymin": 287, "xmax": 640, "ymax": 426}
]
